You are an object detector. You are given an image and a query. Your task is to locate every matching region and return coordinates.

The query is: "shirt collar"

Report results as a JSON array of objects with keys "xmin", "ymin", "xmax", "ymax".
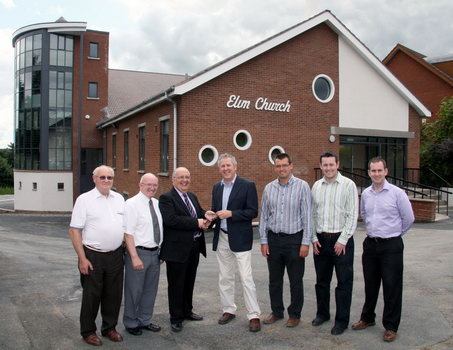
[
  {"xmin": 94, "ymin": 187, "xmax": 113, "ymax": 198},
  {"xmin": 371, "ymin": 179, "xmax": 390, "ymax": 192},
  {"xmin": 278, "ymin": 175, "xmax": 295, "ymax": 186},
  {"xmin": 138, "ymin": 191, "xmax": 152, "ymax": 202},
  {"xmin": 221, "ymin": 175, "xmax": 237, "ymax": 186},
  {"xmin": 321, "ymin": 171, "xmax": 343, "ymax": 184}
]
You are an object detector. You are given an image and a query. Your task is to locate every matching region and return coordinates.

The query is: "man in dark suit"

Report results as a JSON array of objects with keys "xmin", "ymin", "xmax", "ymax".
[
  {"xmin": 210, "ymin": 153, "xmax": 261, "ymax": 332},
  {"xmin": 159, "ymin": 167, "xmax": 210, "ymax": 332}
]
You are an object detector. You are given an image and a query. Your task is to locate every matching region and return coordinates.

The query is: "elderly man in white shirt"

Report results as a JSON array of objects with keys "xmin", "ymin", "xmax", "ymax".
[
  {"xmin": 123, "ymin": 173, "xmax": 163, "ymax": 336},
  {"xmin": 69, "ymin": 165, "xmax": 125, "ymax": 346}
]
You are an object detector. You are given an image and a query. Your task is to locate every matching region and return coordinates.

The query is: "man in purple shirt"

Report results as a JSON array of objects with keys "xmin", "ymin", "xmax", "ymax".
[{"xmin": 352, "ymin": 156, "xmax": 414, "ymax": 343}]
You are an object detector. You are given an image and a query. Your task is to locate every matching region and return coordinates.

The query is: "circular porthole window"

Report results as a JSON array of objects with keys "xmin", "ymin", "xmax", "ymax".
[
  {"xmin": 268, "ymin": 146, "xmax": 285, "ymax": 164},
  {"xmin": 312, "ymin": 74, "xmax": 335, "ymax": 103},
  {"xmin": 198, "ymin": 145, "xmax": 219, "ymax": 166},
  {"xmin": 233, "ymin": 130, "xmax": 252, "ymax": 150}
]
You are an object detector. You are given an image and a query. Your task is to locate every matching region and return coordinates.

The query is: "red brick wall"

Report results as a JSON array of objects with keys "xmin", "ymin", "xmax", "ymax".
[
  {"xmin": 385, "ymin": 51, "xmax": 453, "ymax": 121},
  {"xmin": 407, "ymin": 105, "xmax": 421, "ymax": 171},
  {"xmin": 72, "ymin": 30, "xmax": 109, "ymax": 199},
  {"xmin": 105, "ymin": 24, "xmax": 340, "ymax": 208}
]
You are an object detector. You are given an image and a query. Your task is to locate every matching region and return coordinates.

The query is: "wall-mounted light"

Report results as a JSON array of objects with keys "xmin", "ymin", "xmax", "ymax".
[
  {"xmin": 85, "ymin": 114, "xmax": 90, "ymax": 120},
  {"xmin": 329, "ymin": 135, "xmax": 336, "ymax": 143}
]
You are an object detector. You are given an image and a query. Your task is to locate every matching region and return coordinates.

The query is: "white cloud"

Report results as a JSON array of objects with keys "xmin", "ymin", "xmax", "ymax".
[
  {"xmin": 0, "ymin": 0, "xmax": 15, "ymax": 9},
  {"xmin": 0, "ymin": 28, "xmax": 14, "ymax": 148}
]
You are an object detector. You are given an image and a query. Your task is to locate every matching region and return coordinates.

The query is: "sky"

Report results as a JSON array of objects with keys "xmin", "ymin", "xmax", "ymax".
[{"xmin": 0, "ymin": 0, "xmax": 452, "ymax": 148}]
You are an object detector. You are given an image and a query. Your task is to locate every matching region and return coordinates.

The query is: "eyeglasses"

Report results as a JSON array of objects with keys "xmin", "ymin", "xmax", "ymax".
[
  {"xmin": 97, "ymin": 175, "xmax": 114, "ymax": 180},
  {"xmin": 141, "ymin": 183, "xmax": 158, "ymax": 187},
  {"xmin": 274, "ymin": 164, "xmax": 290, "ymax": 169}
]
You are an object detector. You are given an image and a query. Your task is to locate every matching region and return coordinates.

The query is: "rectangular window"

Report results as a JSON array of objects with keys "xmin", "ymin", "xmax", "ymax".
[
  {"xmin": 138, "ymin": 125, "xmax": 145, "ymax": 171},
  {"xmin": 89, "ymin": 42, "xmax": 99, "ymax": 58},
  {"xmin": 32, "ymin": 182, "xmax": 37, "ymax": 191},
  {"xmin": 57, "ymin": 182, "xmax": 64, "ymax": 191},
  {"xmin": 88, "ymin": 82, "xmax": 98, "ymax": 98},
  {"xmin": 160, "ymin": 119, "xmax": 169, "ymax": 173},
  {"xmin": 112, "ymin": 133, "xmax": 117, "ymax": 168},
  {"xmin": 123, "ymin": 130, "xmax": 129, "ymax": 170}
]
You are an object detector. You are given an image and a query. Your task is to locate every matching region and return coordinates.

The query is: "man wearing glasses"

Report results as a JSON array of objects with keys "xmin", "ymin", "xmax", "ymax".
[
  {"xmin": 123, "ymin": 173, "xmax": 163, "ymax": 336},
  {"xmin": 159, "ymin": 167, "xmax": 210, "ymax": 333},
  {"xmin": 69, "ymin": 165, "xmax": 125, "ymax": 346},
  {"xmin": 259, "ymin": 153, "xmax": 312, "ymax": 328}
]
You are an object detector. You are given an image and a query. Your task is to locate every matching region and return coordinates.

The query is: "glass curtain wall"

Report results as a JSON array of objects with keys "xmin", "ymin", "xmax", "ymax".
[
  {"xmin": 340, "ymin": 135, "xmax": 407, "ymax": 179},
  {"xmin": 14, "ymin": 31, "xmax": 73, "ymax": 171}
]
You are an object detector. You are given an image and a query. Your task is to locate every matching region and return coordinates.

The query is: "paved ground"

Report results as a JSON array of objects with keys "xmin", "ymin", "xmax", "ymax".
[{"xmin": 0, "ymin": 212, "xmax": 452, "ymax": 350}]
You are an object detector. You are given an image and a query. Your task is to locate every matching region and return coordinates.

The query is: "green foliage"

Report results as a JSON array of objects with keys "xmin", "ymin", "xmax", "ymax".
[
  {"xmin": 421, "ymin": 96, "xmax": 453, "ymax": 186},
  {"xmin": 0, "ymin": 143, "xmax": 14, "ymax": 188},
  {"xmin": 0, "ymin": 187, "xmax": 14, "ymax": 195}
]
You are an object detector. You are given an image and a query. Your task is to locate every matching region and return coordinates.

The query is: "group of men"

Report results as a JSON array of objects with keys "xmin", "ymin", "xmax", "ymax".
[{"xmin": 69, "ymin": 151, "xmax": 414, "ymax": 346}]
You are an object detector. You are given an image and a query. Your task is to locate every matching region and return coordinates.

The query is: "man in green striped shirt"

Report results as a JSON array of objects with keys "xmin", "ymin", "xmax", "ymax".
[{"xmin": 310, "ymin": 151, "xmax": 358, "ymax": 336}]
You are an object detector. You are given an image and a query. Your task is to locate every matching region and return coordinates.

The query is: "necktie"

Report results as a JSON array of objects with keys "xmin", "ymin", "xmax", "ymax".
[
  {"xmin": 183, "ymin": 193, "xmax": 197, "ymax": 218},
  {"xmin": 183, "ymin": 193, "xmax": 201, "ymax": 238},
  {"xmin": 149, "ymin": 199, "xmax": 161, "ymax": 245}
]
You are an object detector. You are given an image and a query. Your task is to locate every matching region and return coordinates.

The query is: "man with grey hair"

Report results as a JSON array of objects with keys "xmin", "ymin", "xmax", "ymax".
[
  {"xmin": 159, "ymin": 167, "xmax": 210, "ymax": 333},
  {"xmin": 210, "ymin": 153, "xmax": 261, "ymax": 332},
  {"xmin": 69, "ymin": 165, "xmax": 125, "ymax": 346},
  {"xmin": 123, "ymin": 173, "xmax": 163, "ymax": 336}
]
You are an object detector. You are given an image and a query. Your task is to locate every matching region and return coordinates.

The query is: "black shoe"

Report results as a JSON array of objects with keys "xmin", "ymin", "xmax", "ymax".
[
  {"xmin": 141, "ymin": 323, "xmax": 161, "ymax": 332},
  {"xmin": 185, "ymin": 312, "xmax": 203, "ymax": 321},
  {"xmin": 331, "ymin": 325, "xmax": 346, "ymax": 335},
  {"xmin": 126, "ymin": 327, "xmax": 142, "ymax": 336},
  {"xmin": 171, "ymin": 323, "xmax": 183, "ymax": 332},
  {"xmin": 312, "ymin": 317, "xmax": 329, "ymax": 326}
]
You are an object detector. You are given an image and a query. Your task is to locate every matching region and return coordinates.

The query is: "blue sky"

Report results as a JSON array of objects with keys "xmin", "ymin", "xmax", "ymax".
[{"xmin": 1, "ymin": 0, "xmax": 453, "ymax": 148}]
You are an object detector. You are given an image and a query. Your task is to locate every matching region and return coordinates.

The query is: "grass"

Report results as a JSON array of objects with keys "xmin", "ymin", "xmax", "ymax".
[{"xmin": 0, "ymin": 187, "xmax": 13, "ymax": 195}]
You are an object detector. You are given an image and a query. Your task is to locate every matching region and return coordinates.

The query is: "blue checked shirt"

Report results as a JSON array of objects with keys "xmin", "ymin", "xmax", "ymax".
[{"xmin": 259, "ymin": 176, "xmax": 312, "ymax": 245}]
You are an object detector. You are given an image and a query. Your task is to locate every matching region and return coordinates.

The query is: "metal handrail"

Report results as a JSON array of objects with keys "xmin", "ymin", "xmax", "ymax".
[{"xmin": 314, "ymin": 168, "xmax": 451, "ymax": 216}]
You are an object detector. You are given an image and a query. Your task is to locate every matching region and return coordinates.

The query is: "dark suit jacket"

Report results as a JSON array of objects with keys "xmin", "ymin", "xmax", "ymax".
[
  {"xmin": 159, "ymin": 187, "xmax": 207, "ymax": 263},
  {"xmin": 211, "ymin": 176, "xmax": 258, "ymax": 252}
]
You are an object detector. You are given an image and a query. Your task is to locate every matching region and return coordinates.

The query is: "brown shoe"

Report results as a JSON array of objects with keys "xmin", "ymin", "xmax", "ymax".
[
  {"xmin": 218, "ymin": 312, "xmax": 236, "ymax": 325},
  {"xmin": 249, "ymin": 318, "xmax": 261, "ymax": 332},
  {"xmin": 263, "ymin": 313, "xmax": 283, "ymax": 325},
  {"xmin": 351, "ymin": 320, "xmax": 376, "ymax": 330},
  {"xmin": 83, "ymin": 334, "xmax": 103, "ymax": 346},
  {"xmin": 102, "ymin": 329, "xmax": 123, "ymax": 342},
  {"xmin": 383, "ymin": 330, "xmax": 397, "ymax": 342},
  {"xmin": 286, "ymin": 317, "xmax": 300, "ymax": 328}
]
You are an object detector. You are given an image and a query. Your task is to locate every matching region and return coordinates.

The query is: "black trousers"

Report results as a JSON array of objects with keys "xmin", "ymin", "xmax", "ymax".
[
  {"xmin": 165, "ymin": 240, "xmax": 200, "ymax": 323},
  {"xmin": 80, "ymin": 246, "xmax": 124, "ymax": 338},
  {"xmin": 360, "ymin": 236, "xmax": 404, "ymax": 332},
  {"xmin": 267, "ymin": 231, "xmax": 305, "ymax": 319},
  {"xmin": 314, "ymin": 235, "xmax": 354, "ymax": 329}
]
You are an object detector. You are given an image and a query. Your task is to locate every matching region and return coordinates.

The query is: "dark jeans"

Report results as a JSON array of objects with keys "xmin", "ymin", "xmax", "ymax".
[
  {"xmin": 360, "ymin": 236, "xmax": 404, "ymax": 332},
  {"xmin": 314, "ymin": 235, "xmax": 354, "ymax": 329},
  {"xmin": 267, "ymin": 231, "xmax": 305, "ymax": 319},
  {"xmin": 165, "ymin": 240, "xmax": 200, "ymax": 324},
  {"xmin": 80, "ymin": 246, "xmax": 124, "ymax": 338}
]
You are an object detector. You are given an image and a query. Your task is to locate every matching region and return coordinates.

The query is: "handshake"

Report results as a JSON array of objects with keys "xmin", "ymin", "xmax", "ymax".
[{"xmin": 197, "ymin": 210, "xmax": 232, "ymax": 230}]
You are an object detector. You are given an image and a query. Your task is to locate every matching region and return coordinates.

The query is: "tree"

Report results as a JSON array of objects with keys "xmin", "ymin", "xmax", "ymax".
[
  {"xmin": 421, "ymin": 97, "xmax": 453, "ymax": 186},
  {"xmin": 0, "ymin": 143, "xmax": 14, "ymax": 187}
]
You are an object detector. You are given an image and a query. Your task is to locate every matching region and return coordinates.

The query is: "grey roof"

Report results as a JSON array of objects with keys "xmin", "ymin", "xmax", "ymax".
[{"xmin": 107, "ymin": 69, "xmax": 187, "ymax": 118}]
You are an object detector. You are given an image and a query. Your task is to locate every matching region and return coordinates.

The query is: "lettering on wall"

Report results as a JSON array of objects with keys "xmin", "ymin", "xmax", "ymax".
[{"xmin": 226, "ymin": 95, "xmax": 291, "ymax": 113}]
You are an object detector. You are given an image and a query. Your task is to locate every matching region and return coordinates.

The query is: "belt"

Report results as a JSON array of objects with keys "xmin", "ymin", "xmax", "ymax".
[
  {"xmin": 268, "ymin": 230, "xmax": 295, "ymax": 237},
  {"xmin": 221, "ymin": 228, "xmax": 228, "ymax": 234},
  {"xmin": 317, "ymin": 232, "xmax": 341, "ymax": 238},
  {"xmin": 366, "ymin": 236, "xmax": 398, "ymax": 242},
  {"xmin": 136, "ymin": 245, "xmax": 159, "ymax": 251},
  {"xmin": 84, "ymin": 245, "xmax": 122, "ymax": 253}
]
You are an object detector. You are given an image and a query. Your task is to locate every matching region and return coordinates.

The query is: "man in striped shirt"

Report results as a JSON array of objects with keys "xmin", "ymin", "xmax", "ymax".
[
  {"xmin": 259, "ymin": 153, "xmax": 312, "ymax": 328},
  {"xmin": 311, "ymin": 151, "xmax": 358, "ymax": 335}
]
